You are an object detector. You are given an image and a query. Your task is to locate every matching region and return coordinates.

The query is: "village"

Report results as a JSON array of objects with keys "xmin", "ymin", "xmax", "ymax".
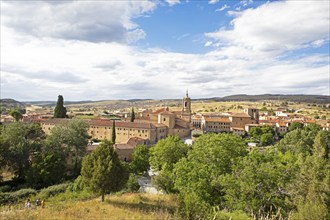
[{"xmin": 1, "ymin": 92, "xmax": 329, "ymax": 163}]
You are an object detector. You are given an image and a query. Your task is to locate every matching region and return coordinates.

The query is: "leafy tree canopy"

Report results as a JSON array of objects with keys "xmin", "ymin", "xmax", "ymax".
[
  {"xmin": 44, "ymin": 119, "xmax": 89, "ymax": 177},
  {"xmin": 130, "ymin": 144, "xmax": 149, "ymax": 174},
  {"xmin": 81, "ymin": 140, "xmax": 128, "ymax": 201},
  {"xmin": 9, "ymin": 108, "xmax": 23, "ymax": 122},
  {"xmin": 149, "ymin": 136, "xmax": 189, "ymax": 193},
  {"xmin": 288, "ymin": 122, "xmax": 303, "ymax": 132},
  {"xmin": 0, "ymin": 122, "xmax": 45, "ymax": 179},
  {"xmin": 174, "ymin": 133, "xmax": 247, "ymax": 218}
]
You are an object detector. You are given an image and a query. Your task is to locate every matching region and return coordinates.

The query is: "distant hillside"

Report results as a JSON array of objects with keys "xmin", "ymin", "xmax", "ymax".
[
  {"xmin": 202, "ymin": 94, "xmax": 330, "ymax": 104},
  {"xmin": 0, "ymin": 99, "xmax": 26, "ymax": 113}
]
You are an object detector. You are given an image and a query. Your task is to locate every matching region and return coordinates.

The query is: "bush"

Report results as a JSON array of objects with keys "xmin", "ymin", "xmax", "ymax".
[
  {"xmin": 0, "ymin": 185, "xmax": 11, "ymax": 193},
  {"xmin": 66, "ymin": 176, "xmax": 86, "ymax": 193},
  {"xmin": 125, "ymin": 174, "xmax": 140, "ymax": 192},
  {"xmin": 39, "ymin": 183, "xmax": 71, "ymax": 199},
  {"xmin": 0, "ymin": 188, "xmax": 37, "ymax": 204}
]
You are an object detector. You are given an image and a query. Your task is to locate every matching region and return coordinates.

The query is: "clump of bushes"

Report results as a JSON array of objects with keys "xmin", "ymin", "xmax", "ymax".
[
  {"xmin": 39, "ymin": 183, "xmax": 71, "ymax": 199},
  {"xmin": 0, "ymin": 185, "xmax": 11, "ymax": 193},
  {"xmin": 0, "ymin": 188, "xmax": 37, "ymax": 204},
  {"xmin": 125, "ymin": 174, "xmax": 140, "ymax": 192}
]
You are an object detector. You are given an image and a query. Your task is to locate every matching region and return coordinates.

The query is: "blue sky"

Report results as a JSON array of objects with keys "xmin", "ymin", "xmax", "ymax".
[{"xmin": 1, "ymin": 0, "xmax": 329, "ymax": 101}]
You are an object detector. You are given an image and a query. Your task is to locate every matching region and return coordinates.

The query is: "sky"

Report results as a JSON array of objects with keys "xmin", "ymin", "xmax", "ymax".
[{"xmin": 1, "ymin": 0, "xmax": 329, "ymax": 101}]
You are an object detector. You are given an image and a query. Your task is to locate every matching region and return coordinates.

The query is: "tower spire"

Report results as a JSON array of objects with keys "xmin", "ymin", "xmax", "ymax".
[{"xmin": 186, "ymin": 89, "xmax": 189, "ymax": 98}]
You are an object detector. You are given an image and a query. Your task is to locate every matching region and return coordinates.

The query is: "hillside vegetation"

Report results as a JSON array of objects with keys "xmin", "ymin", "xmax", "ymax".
[{"xmin": 0, "ymin": 193, "xmax": 179, "ymax": 220}]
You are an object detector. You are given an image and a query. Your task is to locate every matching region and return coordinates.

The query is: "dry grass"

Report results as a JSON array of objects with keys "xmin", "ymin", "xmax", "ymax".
[{"xmin": 0, "ymin": 193, "xmax": 179, "ymax": 220}]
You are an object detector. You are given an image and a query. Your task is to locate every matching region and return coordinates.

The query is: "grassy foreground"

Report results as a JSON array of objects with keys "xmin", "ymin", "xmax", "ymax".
[{"xmin": 0, "ymin": 193, "xmax": 179, "ymax": 220}]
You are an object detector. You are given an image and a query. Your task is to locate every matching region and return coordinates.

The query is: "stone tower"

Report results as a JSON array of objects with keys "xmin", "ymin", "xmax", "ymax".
[
  {"xmin": 181, "ymin": 90, "xmax": 191, "ymax": 123},
  {"xmin": 182, "ymin": 90, "xmax": 191, "ymax": 114}
]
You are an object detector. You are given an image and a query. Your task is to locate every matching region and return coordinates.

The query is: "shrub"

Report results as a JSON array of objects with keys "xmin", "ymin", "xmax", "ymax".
[
  {"xmin": 0, "ymin": 188, "xmax": 37, "ymax": 204},
  {"xmin": 66, "ymin": 176, "xmax": 86, "ymax": 193},
  {"xmin": 0, "ymin": 185, "xmax": 11, "ymax": 193},
  {"xmin": 39, "ymin": 183, "xmax": 71, "ymax": 199},
  {"xmin": 125, "ymin": 174, "xmax": 140, "ymax": 192}
]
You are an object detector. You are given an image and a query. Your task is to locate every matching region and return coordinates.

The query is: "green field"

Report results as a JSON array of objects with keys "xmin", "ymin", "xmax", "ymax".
[{"xmin": 0, "ymin": 193, "xmax": 180, "ymax": 220}]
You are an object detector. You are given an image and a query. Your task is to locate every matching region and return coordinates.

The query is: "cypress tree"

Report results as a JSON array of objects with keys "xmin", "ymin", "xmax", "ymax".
[
  {"xmin": 130, "ymin": 108, "xmax": 135, "ymax": 122},
  {"xmin": 112, "ymin": 120, "xmax": 116, "ymax": 144},
  {"xmin": 54, "ymin": 95, "xmax": 67, "ymax": 118}
]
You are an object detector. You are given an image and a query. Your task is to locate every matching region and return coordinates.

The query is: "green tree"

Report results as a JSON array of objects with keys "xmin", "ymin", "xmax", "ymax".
[
  {"xmin": 249, "ymin": 127, "xmax": 262, "ymax": 139},
  {"xmin": 313, "ymin": 130, "xmax": 330, "ymax": 159},
  {"xmin": 174, "ymin": 133, "xmax": 248, "ymax": 219},
  {"xmin": 130, "ymin": 144, "xmax": 149, "ymax": 174},
  {"xmin": 45, "ymin": 119, "xmax": 89, "ymax": 177},
  {"xmin": 221, "ymin": 149, "xmax": 297, "ymax": 218},
  {"xmin": 54, "ymin": 95, "xmax": 67, "ymax": 118},
  {"xmin": 112, "ymin": 120, "xmax": 116, "ymax": 144},
  {"xmin": 276, "ymin": 128, "xmax": 318, "ymax": 156},
  {"xmin": 81, "ymin": 140, "xmax": 128, "ymax": 201},
  {"xmin": 249, "ymin": 125, "xmax": 274, "ymax": 145},
  {"xmin": 9, "ymin": 108, "xmax": 23, "ymax": 122},
  {"xmin": 149, "ymin": 136, "xmax": 189, "ymax": 193},
  {"xmin": 260, "ymin": 133, "xmax": 273, "ymax": 146},
  {"xmin": 288, "ymin": 122, "xmax": 303, "ymax": 132},
  {"xmin": 261, "ymin": 125, "xmax": 274, "ymax": 135},
  {"xmin": 130, "ymin": 108, "xmax": 135, "ymax": 122},
  {"xmin": 26, "ymin": 151, "xmax": 66, "ymax": 187},
  {"xmin": 0, "ymin": 122, "xmax": 45, "ymax": 179}
]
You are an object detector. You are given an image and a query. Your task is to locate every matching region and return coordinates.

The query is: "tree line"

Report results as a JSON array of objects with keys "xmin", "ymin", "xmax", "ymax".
[
  {"xmin": 145, "ymin": 125, "xmax": 329, "ymax": 219},
  {"xmin": 1, "ymin": 115, "xmax": 329, "ymax": 219}
]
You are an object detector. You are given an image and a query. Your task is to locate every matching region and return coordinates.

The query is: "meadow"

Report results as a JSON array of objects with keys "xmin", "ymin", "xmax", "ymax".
[{"xmin": 0, "ymin": 192, "xmax": 180, "ymax": 220}]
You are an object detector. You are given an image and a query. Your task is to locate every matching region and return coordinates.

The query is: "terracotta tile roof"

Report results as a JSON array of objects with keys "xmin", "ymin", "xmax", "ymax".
[
  {"xmin": 205, "ymin": 117, "xmax": 231, "ymax": 123},
  {"xmin": 153, "ymin": 123, "xmax": 167, "ymax": 128},
  {"xmin": 114, "ymin": 144, "xmax": 134, "ymax": 150},
  {"xmin": 173, "ymin": 124, "xmax": 188, "ymax": 129},
  {"xmin": 159, "ymin": 110, "xmax": 174, "ymax": 115},
  {"xmin": 230, "ymin": 113, "xmax": 251, "ymax": 118},
  {"xmin": 42, "ymin": 118, "xmax": 156, "ymax": 129},
  {"xmin": 88, "ymin": 119, "xmax": 156, "ymax": 129},
  {"xmin": 127, "ymin": 137, "xmax": 145, "ymax": 146},
  {"xmin": 277, "ymin": 122, "xmax": 287, "ymax": 127},
  {"xmin": 152, "ymin": 108, "xmax": 168, "ymax": 114}
]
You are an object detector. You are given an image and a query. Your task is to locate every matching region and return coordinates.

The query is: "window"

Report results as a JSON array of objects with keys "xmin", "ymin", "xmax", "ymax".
[{"xmin": 163, "ymin": 118, "xmax": 166, "ymax": 122}]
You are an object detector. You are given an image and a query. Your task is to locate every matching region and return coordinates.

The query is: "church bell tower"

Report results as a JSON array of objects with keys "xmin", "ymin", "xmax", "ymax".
[{"xmin": 182, "ymin": 90, "xmax": 191, "ymax": 114}]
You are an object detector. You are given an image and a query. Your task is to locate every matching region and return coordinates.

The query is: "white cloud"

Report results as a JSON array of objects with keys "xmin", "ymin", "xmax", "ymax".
[
  {"xmin": 204, "ymin": 41, "xmax": 213, "ymax": 47},
  {"xmin": 208, "ymin": 0, "xmax": 219, "ymax": 4},
  {"xmin": 165, "ymin": 0, "xmax": 181, "ymax": 6},
  {"xmin": 1, "ymin": 1, "xmax": 156, "ymax": 43},
  {"xmin": 216, "ymin": 4, "xmax": 230, "ymax": 12},
  {"xmin": 207, "ymin": 1, "xmax": 330, "ymax": 55},
  {"xmin": 1, "ymin": 1, "xmax": 329, "ymax": 101},
  {"xmin": 240, "ymin": 0, "xmax": 253, "ymax": 7}
]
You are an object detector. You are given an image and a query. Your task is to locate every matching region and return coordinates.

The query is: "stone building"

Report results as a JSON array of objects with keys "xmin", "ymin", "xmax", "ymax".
[{"xmin": 41, "ymin": 92, "xmax": 192, "ymax": 146}]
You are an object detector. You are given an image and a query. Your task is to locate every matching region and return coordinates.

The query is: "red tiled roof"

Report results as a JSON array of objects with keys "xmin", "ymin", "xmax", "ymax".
[
  {"xmin": 153, "ymin": 123, "xmax": 167, "ymax": 128},
  {"xmin": 159, "ymin": 110, "xmax": 174, "ymax": 115},
  {"xmin": 127, "ymin": 137, "xmax": 145, "ymax": 146},
  {"xmin": 114, "ymin": 144, "xmax": 134, "ymax": 150},
  {"xmin": 173, "ymin": 124, "xmax": 188, "ymax": 129},
  {"xmin": 42, "ymin": 118, "xmax": 156, "ymax": 129},
  {"xmin": 230, "ymin": 113, "xmax": 251, "ymax": 118},
  {"xmin": 205, "ymin": 117, "xmax": 231, "ymax": 123},
  {"xmin": 88, "ymin": 119, "xmax": 156, "ymax": 129},
  {"xmin": 152, "ymin": 108, "xmax": 168, "ymax": 114}
]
